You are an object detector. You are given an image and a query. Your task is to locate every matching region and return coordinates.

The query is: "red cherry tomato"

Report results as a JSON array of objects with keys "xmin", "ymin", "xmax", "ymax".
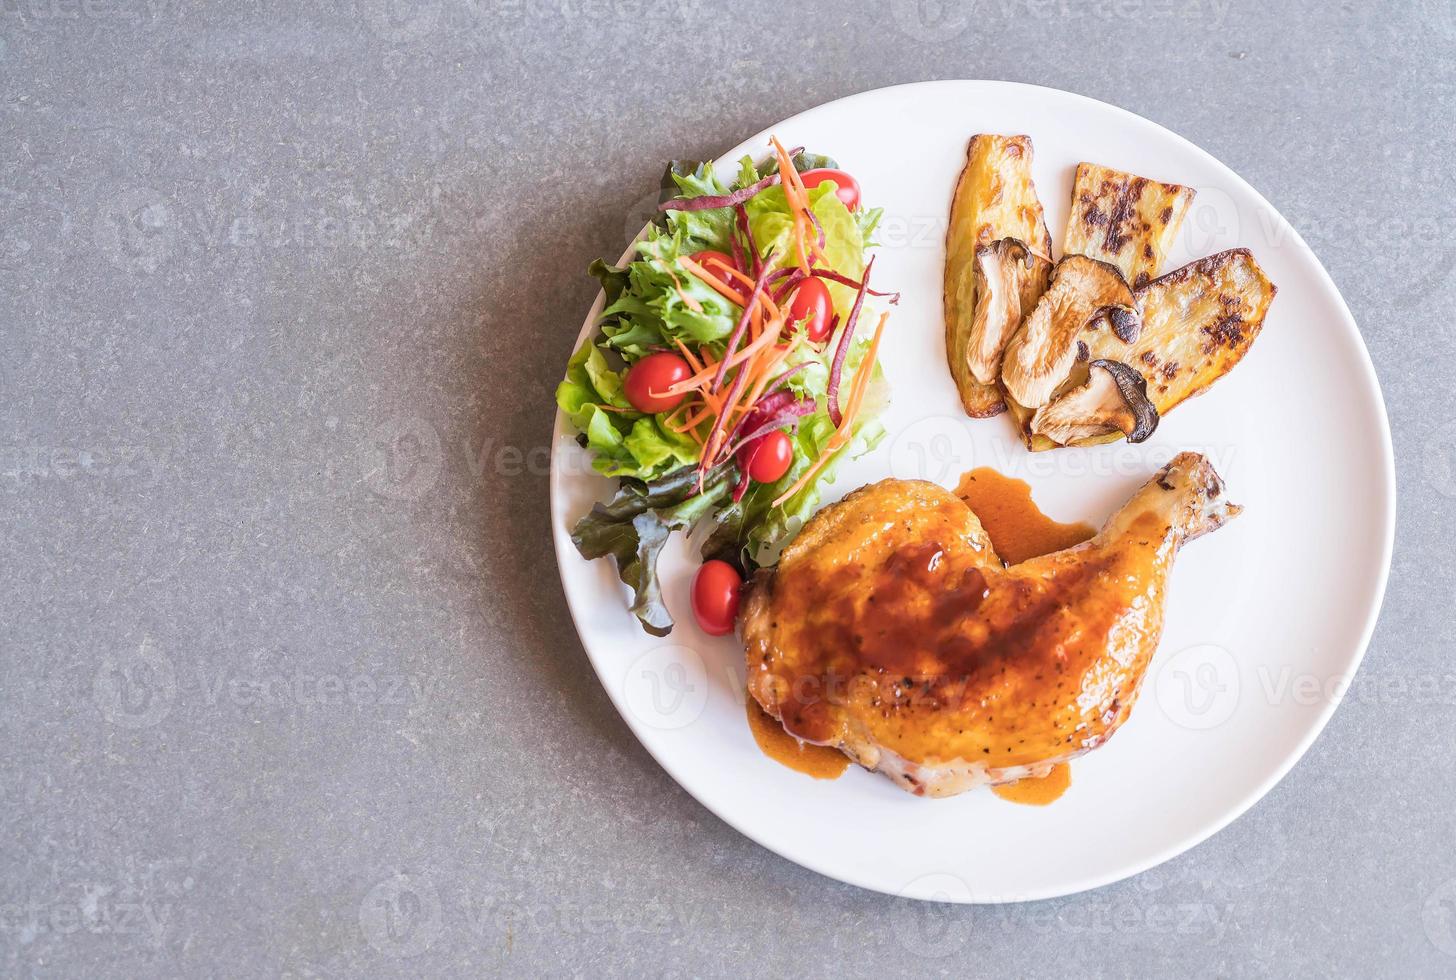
[
  {"xmin": 787, "ymin": 277, "xmax": 834, "ymax": 342},
  {"xmin": 744, "ymin": 430, "xmax": 793, "ymax": 484},
  {"xmin": 799, "ymin": 168, "xmax": 861, "ymax": 211},
  {"xmin": 692, "ymin": 560, "xmax": 742, "ymax": 636},
  {"xmin": 690, "ymin": 250, "xmax": 743, "ymax": 290},
  {"xmin": 624, "ymin": 352, "xmax": 691, "ymax": 414}
]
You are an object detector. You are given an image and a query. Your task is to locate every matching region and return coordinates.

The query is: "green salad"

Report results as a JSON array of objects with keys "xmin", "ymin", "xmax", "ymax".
[{"xmin": 557, "ymin": 139, "xmax": 894, "ymax": 636}]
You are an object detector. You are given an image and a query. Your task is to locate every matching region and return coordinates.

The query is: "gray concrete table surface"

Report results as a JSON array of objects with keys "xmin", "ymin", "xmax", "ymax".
[{"xmin": 1, "ymin": 0, "xmax": 1452, "ymax": 975}]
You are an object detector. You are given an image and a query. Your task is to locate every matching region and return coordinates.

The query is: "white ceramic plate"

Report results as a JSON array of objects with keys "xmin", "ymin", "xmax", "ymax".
[{"xmin": 550, "ymin": 81, "xmax": 1394, "ymax": 902}]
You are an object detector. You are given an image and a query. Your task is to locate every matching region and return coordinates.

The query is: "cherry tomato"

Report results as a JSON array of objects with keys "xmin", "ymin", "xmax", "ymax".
[
  {"xmin": 690, "ymin": 250, "xmax": 743, "ymax": 291},
  {"xmin": 692, "ymin": 560, "xmax": 742, "ymax": 636},
  {"xmin": 799, "ymin": 168, "xmax": 861, "ymax": 211},
  {"xmin": 744, "ymin": 429, "xmax": 793, "ymax": 484},
  {"xmin": 624, "ymin": 352, "xmax": 691, "ymax": 414},
  {"xmin": 787, "ymin": 277, "xmax": 834, "ymax": 342}
]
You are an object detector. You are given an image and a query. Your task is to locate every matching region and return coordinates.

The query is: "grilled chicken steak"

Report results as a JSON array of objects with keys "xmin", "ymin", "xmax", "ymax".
[{"xmin": 741, "ymin": 452, "xmax": 1239, "ymax": 798}]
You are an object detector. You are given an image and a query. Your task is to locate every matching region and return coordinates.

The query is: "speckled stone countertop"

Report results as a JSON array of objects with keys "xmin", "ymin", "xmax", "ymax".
[{"xmin": 2, "ymin": 1, "xmax": 1452, "ymax": 975}]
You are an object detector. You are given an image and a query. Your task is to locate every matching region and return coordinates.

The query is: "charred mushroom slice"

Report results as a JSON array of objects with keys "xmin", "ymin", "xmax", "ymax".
[
  {"xmin": 967, "ymin": 239, "xmax": 1053, "ymax": 386},
  {"xmin": 1031, "ymin": 359, "xmax": 1159, "ymax": 446},
  {"xmin": 1000, "ymin": 255, "xmax": 1139, "ymax": 409},
  {"xmin": 1063, "ymin": 162, "xmax": 1196, "ymax": 289},
  {"xmin": 943, "ymin": 134, "xmax": 1053, "ymax": 419}
]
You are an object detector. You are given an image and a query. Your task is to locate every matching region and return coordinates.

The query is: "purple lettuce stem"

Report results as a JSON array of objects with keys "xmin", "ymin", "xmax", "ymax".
[
  {"xmin": 659, "ymin": 173, "xmax": 779, "ymax": 212},
  {"xmin": 709, "ymin": 250, "xmax": 778, "ymax": 394},
  {"xmin": 733, "ymin": 204, "xmax": 756, "ymax": 278},
  {"xmin": 810, "ymin": 269, "xmax": 900, "ymax": 304},
  {"xmin": 826, "ymin": 256, "xmax": 873, "ymax": 427},
  {"xmin": 805, "ymin": 206, "xmax": 827, "ymax": 251},
  {"xmin": 765, "ymin": 360, "xmax": 810, "ymax": 393}
]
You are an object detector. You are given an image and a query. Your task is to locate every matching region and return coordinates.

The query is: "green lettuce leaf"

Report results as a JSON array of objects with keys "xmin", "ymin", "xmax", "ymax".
[
  {"xmin": 571, "ymin": 465, "xmax": 735, "ymax": 636},
  {"xmin": 746, "ymin": 182, "xmax": 865, "ymax": 320},
  {"xmin": 596, "ymin": 226, "xmax": 741, "ymax": 357},
  {"xmin": 791, "ymin": 151, "xmax": 838, "ymax": 172},
  {"xmin": 554, "ymin": 343, "xmax": 699, "ymax": 480}
]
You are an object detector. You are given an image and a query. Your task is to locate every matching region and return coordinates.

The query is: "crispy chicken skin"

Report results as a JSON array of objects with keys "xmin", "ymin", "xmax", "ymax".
[{"xmin": 740, "ymin": 452, "xmax": 1239, "ymax": 797}]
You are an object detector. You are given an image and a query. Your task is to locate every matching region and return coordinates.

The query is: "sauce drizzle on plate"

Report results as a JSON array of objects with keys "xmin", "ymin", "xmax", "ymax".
[
  {"xmin": 992, "ymin": 762, "xmax": 1072, "ymax": 806},
  {"xmin": 746, "ymin": 697, "xmax": 849, "ymax": 780},
  {"xmin": 954, "ymin": 467, "xmax": 1096, "ymax": 566}
]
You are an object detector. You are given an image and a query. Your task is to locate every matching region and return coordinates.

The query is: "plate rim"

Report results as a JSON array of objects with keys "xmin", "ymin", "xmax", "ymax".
[{"xmin": 548, "ymin": 79, "xmax": 1397, "ymax": 903}]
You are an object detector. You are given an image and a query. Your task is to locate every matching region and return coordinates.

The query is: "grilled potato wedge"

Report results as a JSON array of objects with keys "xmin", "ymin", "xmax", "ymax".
[
  {"xmin": 1065, "ymin": 248, "xmax": 1276, "ymax": 446},
  {"xmin": 1063, "ymin": 162, "xmax": 1196, "ymax": 289},
  {"xmin": 944, "ymin": 134, "xmax": 1053, "ymax": 418}
]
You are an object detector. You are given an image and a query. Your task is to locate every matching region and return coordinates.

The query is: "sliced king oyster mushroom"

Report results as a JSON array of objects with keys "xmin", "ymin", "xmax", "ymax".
[
  {"xmin": 967, "ymin": 239, "xmax": 1053, "ymax": 386},
  {"xmin": 1001, "ymin": 255, "xmax": 1139, "ymax": 409},
  {"xmin": 1030, "ymin": 359, "xmax": 1159, "ymax": 445}
]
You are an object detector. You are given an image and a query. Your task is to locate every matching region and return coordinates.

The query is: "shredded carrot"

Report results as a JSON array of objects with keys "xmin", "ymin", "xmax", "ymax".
[
  {"xmin": 839, "ymin": 312, "xmax": 888, "ymax": 420},
  {"xmin": 697, "ymin": 389, "xmax": 724, "ymax": 416},
  {"xmin": 701, "ymin": 260, "xmax": 785, "ymax": 323},
  {"xmin": 709, "ymin": 261, "xmax": 758, "ymax": 292},
  {"xmin": 702, "ymin": 254, "xmax": 742, "ymax": 285},
  {"xmin": 680, "ymin": 257, "xmax": 749, "ymax": 307},
  {"xmin": 701, "ymin": 312, "xmax": 788, "ymax": 462},
  {"xmin": 771, "ymin": 311, "xmax": 888, "ymax": 507},
  {"xmin": 735, "ymin": 334, "xmax": 803, "ymax": 427},
  {"xmin": 670, "ymin": 336, "xmax": 704, "ymax": 374},
  {"xmin": 684, "ymin": 408, "xmax": 716, "ymax": 430},
  {"xmin": 674, "ymin": 413, "xmax": 707, "ymax": 446},
  {"xmin": 660, "ymin": 261, "xmax": 704, "ymax": 313},
  {"xmin": 662, "ymin": 394, "xmax": 717, "ymax": 447},
  {"xmin": 666, "ymin": 318, "xmax": 786, "ymax": 396},
  {"xmin": 770, "ymin": 137, "xmax": 818, "ymax": 274}
]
